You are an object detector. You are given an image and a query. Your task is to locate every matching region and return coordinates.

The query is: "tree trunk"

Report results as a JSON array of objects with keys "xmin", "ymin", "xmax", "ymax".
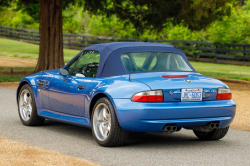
[{"xmin": 34, "ymin": 0, "xmax": 64, "ymax": 73}]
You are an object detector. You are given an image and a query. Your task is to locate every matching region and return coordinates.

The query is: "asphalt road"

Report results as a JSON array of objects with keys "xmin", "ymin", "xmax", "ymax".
[{"xmin": 0, "ymin": 87, "xmax": 250, "ymax": 166}]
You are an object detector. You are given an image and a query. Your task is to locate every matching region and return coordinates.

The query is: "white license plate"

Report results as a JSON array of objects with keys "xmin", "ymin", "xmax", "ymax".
[{"xmin": 181, "ymin": 88, "xmax": 203, "ymax": 101}]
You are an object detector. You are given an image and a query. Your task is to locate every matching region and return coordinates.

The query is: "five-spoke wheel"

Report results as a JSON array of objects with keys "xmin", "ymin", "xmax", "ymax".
[
  {"xmin": 91, "ymin": 97, "xmax": 129, "ymax": 147},
  {"xmin": 93, "ymin": 103, "xmax": 112, "ymax": 141},
  {"xmin": 19, "ymin": 89, "xmax": 32, "ymax": 121},
  {"xmin": 18, "ymin": 84, "xmax": 45, "ymax": 126}
]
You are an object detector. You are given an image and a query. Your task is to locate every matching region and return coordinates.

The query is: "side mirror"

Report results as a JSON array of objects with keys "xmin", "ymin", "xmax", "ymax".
[{"xmin": 59, "ymin": 68, "xmax": 69, "ymax": 76}]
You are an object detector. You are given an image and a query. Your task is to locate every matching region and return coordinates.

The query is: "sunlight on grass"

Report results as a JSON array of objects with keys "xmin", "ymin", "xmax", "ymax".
[
  {"xmin": 190, "ymin": 61, "xmax": 250, "ymax": 81},
  {"xmin": 0, "ymin": 74, "xmax": 25, "ymax": 82},
  {"xmin": 0, "ymin": 38, "xmax": 80, "ymax": 62}
]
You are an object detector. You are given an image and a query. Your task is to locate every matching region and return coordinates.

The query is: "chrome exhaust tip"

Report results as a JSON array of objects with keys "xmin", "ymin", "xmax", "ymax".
[
  {"xmin": 164, "ymin": 126, "xmax": 172, "ymax": 132},
  {"xmin": 215, "ymin": 123, "xmax": 220, "ymax": 129},
  {"xmin": 163, "ymin": 125, "xmax": 177, "ymax": 132},
  {"xmin": 210, "ymin": 123, "xmax": 215, "ymax": 129},
  {"xmin": 172, "ymin": 126, "xmax": 177, "ymax": 132}
]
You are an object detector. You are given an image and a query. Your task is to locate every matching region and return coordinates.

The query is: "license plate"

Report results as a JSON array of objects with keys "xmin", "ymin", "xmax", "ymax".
[{"xmin": 181, "ymin": 88, "xmax": 203, "ymax": 101}]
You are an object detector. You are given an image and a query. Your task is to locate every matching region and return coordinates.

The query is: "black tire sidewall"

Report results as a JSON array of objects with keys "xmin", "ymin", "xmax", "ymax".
[
  {"xmin": 193, "ymin": 126, "xmax": 229, "ymax": 140},
  {"xmin": 91, "ymin": 97, "xmax": 117, "ymax": 146}
]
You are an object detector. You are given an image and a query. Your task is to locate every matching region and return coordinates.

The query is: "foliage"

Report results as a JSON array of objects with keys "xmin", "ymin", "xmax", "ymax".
[
  {"xmin": 84, "ymin": 0, "xmax": 232, "ymax": 34},
  {"xmin": 1, "ymin": 1, "xmax": 250, "ymax": 44},
  {"xmin": 0, "ymin": 0, "xmax": 235, "ymax": 35}
]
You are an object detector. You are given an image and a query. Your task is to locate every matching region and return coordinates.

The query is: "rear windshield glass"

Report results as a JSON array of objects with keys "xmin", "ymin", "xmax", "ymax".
[{"xmin": 121, "ymin": 52, "xmax": 193, "ymax": 72}]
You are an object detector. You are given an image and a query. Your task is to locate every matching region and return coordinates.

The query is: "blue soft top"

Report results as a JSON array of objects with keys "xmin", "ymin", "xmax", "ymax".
[{"xmin": 80, "ymin": 42, "xmax": 195, "ymax": 78}]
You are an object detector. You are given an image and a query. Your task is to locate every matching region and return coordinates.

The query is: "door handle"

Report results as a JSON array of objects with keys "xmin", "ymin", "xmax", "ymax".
[{"xmin": 77, "ymin": 85, "xmax": 85, "ymax": 89}]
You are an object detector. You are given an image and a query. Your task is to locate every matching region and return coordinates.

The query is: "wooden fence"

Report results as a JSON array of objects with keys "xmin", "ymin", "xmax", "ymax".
[{"xmin": 1, "ymin": 25, "xmax": 250, "ymax": 66}]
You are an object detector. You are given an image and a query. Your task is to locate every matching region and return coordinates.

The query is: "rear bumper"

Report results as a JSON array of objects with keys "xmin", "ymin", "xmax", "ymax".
[{"xmin": 112, "ymin": 99, "xmax": 236, "ymax": 132}]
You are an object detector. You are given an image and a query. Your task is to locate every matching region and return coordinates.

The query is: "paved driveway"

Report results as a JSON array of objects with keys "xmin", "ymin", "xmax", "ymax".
[{"xmin": 0, "ymin": 87, "xmax": 249, "ymax": 166}]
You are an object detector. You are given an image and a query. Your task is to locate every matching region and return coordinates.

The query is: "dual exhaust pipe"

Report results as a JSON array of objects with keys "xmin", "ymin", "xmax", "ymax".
[
  {"xmin": 209, "ymin": 122, "xmax": 220, "ymax": 129},
  {"xmin": 186, "ymin": 122, "xmax": 220, "ymax": 132},
  {"xmin": 163, "ymin": 122, "xmax": 220, "ymax": 133},
  {"xmin": 163, "ymin": 125, "xmax": 177, "ymax": 132}
]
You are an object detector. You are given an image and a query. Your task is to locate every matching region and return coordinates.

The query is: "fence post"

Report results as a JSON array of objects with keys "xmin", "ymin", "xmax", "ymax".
[
  {"xmin": 68, "ymin": 35, "xmax": 70, "ymax": 48},
  {"xmin": 1, "ymin": 25, "xmax": 250, "ymax": 64},
  {"xmin": 82, "ymin": 36, "xmax": 86, "ymax": 47},
  {"xmin": 243, "ymin": 46, "xmax": 246, "ymax": 56},
  {"xmin": 98, "ymin": 37, "xmax": 100, "ymax": 44},
  {"xmin": 215, "ymin": 44, "xmax": 218, "ymax": 54},
  {"xmin": 30, "ymin": 30, "xmax": 33, "ymax": 41}
]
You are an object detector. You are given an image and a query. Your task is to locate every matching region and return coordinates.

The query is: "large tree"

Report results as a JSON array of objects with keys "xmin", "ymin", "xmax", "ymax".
[
  {"xmin": 1, "ymin": 0, "xmax": 233, "ymax": 72},
  {"xmin": 14, "ymin": 0, "xmax": 81, "ymax": 72}
]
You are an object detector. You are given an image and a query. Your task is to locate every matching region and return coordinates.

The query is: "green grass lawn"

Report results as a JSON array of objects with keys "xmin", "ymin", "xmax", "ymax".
[
  {"xmin": 190, "ymin": 62, "xmax": 250, "ymax": 81},
  {"xmin": 0, "ymin": 38, "xmax": 80, "ymax": 62},
  {"xmin": 0, "ymin": 66, "xmax": 35, "ymax": 71},
  {"xmin": 0, "ymin": 74, "xmax": 26, "ymax": 82},
  {"xmin": 0, "ymin": 38, "xmax": 249, "ymax": 82}
]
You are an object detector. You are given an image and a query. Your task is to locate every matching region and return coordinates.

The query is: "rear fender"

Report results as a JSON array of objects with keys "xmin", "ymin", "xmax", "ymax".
[{"xmin": 85, "ymin": 75, "xmax": 151, "ymax": 123}]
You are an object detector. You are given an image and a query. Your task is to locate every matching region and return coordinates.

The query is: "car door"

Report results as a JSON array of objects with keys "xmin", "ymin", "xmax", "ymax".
[{"xmin": 48, "ymin": 50, "xmax": 100, "ymax": 117}]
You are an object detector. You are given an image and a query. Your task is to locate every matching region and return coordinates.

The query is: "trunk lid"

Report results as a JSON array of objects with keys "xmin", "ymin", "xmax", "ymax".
[{"xmin": 131, "ymin": 72, "xmax": 227, "ymax": 102}]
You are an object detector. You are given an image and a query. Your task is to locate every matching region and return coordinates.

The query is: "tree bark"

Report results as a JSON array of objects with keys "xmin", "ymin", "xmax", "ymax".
[{"xmin": 35, "ymin": 0, "xmax": 64, "ymax": 72}]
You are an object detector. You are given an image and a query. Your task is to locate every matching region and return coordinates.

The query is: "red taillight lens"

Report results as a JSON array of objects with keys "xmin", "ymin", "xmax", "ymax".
[
  {"xmin": 216, "ymin": 88, "xmax": 232, "ymax": 100},
  {"xmin": 131, "ymin": 90, "xmax": 163, "ymax": 102}
]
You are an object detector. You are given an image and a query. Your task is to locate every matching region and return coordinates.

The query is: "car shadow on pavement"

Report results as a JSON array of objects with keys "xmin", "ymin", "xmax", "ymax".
[
  {"xmin": 37, "ymin": 120, "xmax": 233, "ymax": 149},
  {"xmin": 41, "ymin": 119, "xmax": 94, "ymax": 140}
]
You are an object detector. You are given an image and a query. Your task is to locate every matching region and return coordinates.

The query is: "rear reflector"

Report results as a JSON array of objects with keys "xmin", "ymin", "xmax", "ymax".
[
  {"xmin": 131, "ymin": 90, "xmax": 163, "ymax": 102},
  {"xmin": 162, "ymin": 75, "xmax": 188, "ymax": 78},
  {"xmin": 216, "ymin": 88, "xmax": 232, "ymax": 100}
]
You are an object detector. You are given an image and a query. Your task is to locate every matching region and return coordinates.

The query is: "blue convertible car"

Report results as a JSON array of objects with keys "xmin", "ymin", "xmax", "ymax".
[{"xmin": 17, "ymin": 42, "xmax": 236, "ymax": 146}]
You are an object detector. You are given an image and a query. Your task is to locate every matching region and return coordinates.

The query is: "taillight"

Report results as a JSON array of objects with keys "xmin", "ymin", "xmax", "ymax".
[
  {"xmin": 216, "ymin": 88, "xmax": 232, "ymax": 100},
  {"xmin": 131, "ymin": 90, "xmax": 163, "ymax": 102}
]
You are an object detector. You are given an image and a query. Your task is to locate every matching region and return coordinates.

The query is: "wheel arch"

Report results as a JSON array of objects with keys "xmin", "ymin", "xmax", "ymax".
[
  {"xmin": 89, "ymin": 93, "xmax": 109, "ymax": 118},
  {"xmin": 16, "ymin": 80, "xmax": 31, "ymax": 104},
  {"xmin": 88, "ymin": 92, "xmax": 124, "ymax": 130},
  {"xmin": 89, "ymin": 92, "xmax": 122, "ymax": 119}
]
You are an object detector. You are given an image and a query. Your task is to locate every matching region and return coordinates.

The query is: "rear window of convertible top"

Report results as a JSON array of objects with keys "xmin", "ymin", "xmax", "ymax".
[{"xmin": 121, "ymin": 52, "xmax": 193, "ymax": 72}]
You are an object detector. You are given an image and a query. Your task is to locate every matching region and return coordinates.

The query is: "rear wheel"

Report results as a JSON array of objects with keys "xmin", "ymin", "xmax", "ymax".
[
  {"xmin": 18, "ymin": 84, "xmax": 45, "ymax": 126},
  {"xmin": 193, "ymin": 126, "xmax": 229, "ymax": 140},
  {"xmin": 91, "ymin": 97, "xmax": 129, "ymax": 147}
]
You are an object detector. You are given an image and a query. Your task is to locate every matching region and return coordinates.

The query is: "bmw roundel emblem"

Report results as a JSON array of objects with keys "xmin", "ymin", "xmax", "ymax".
[{"xmin": 185, "ymin": 80, "xmax": 192, "ymax": 83}]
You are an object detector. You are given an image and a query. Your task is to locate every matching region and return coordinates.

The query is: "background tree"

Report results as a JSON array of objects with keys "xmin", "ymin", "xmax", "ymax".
[
  {"xmin": 0, "ymin": 0, "xmax": 81, "ymax": 72},
  {"xmin": 0, "ymin": 0, "xmax": 233, "ymax": 72},
  {"xmin": 15, "ymin": 0, "xmax": 81, "ymax": 72}
]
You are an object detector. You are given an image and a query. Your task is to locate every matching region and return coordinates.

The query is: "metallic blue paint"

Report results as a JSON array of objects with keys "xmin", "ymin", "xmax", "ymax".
[
  {"xmin": 130, "ymin": 72, "xmax": 227, "ymax": 102},
  {"xmin": 16, "ymin": 42, "xmax": 237, "ymax": 133},
  {"xmin": 112, "ymin": 98, "xmax": 235, "ymax": 132}
]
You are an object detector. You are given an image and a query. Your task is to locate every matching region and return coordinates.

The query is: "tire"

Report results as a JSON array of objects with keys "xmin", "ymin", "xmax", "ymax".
[
  {"xmin": 193, "ymin": 126, "xmax": 229, "ymax": 140},
  {"xmin": 91, "ymin": 97, "xmax": 129, "ymax": 147},
  {"xmin": 18, "ymin": 84, "xmax": 45, "ymax": 126}
]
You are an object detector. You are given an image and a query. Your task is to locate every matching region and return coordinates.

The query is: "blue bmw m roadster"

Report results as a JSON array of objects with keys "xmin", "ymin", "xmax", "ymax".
[{"xmin": 17, "ymin": 42, "xmax": 236, "ymax": 146}]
